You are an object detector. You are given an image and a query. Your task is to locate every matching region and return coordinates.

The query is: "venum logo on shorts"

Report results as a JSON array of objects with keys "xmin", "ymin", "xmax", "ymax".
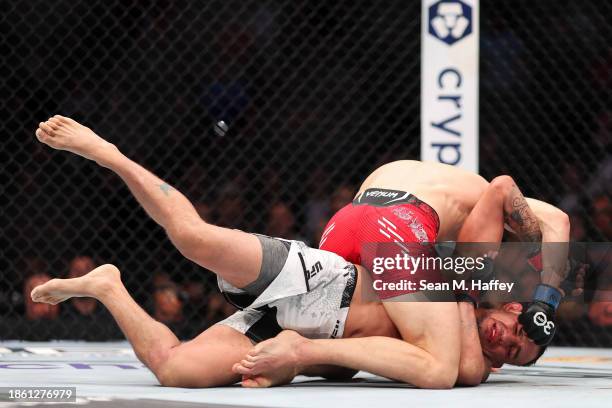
[
  {"xmin": 428, "ymin": 0, "xmax": 472, "ymax": 45},
  {"xmin": 366, "ymin": 190, "xmax": 399, "ymax": 199}
]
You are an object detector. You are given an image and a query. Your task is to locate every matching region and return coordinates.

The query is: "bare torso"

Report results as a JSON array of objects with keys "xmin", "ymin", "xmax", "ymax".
[
  {"xmin": 357, "ymin": 160, "xmax": 489, "ymax": 241},
  {"xmin": 343, "ymin": 266, "xmax": 400, "ymax": 339},
  {"xmin": 343, "ymin": 161, "xmax": 490, "ymax": 339}
]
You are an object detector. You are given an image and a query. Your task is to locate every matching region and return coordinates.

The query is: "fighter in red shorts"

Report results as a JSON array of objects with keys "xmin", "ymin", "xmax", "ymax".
[
  {"xmin": 233, "ymin": 161, "xmax": 580, "ymax": 387},
  {"xmin": 320, "ymin": 161, "xmax": 570, "ymax": 305}
]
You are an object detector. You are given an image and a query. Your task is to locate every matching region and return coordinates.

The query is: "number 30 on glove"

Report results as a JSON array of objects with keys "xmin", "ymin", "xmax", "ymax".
[{"xmin": 518, "ymin": 284, "xmax": 560, "ymax": 346}]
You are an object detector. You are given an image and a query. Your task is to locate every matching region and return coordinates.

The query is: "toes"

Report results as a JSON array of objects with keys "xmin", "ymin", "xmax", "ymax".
[
  {"xmin": 251, "ymin": 376, "xmax": 273, "ymax": 388},
  {"xmin": 53, "ymin": 115, "xmax": 76, "ymax": 125},
  {"xmin": 246, "ymin": 354, "xmax": 260, "ymax": 362},
  {"xmin": 35, "ymin": 128, "xmax": 50, "ymax": 141},
  {"xmin": 232, "ymin": 364, "xmax": 254, "ymax": 375},
  {"xmin": 240, "ymin": 359, "xmax": 255, "ymax": 368},
  {"xmin": 48, "ymin": 117, "xmax": 62, "ymax": 127},
  {"xmin": 241, "ymin": 378, "xmax": 257, "ymax": 388},
  {"xmin": 39, "ymin": 122, "xmax": 55, "ymax": 136}
]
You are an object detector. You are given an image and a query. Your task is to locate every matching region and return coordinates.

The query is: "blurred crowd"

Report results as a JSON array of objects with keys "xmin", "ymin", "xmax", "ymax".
[
  {"xmin": 3, "ymin": 179, "xmax": 611, "ymax": 346},
  {"xmin": 1, "ymin": 0, "xmax": 611, "ymax": 345},
  {"xmin": 1, "ymin": 182, "xmax": 358, "ymax": 340}
]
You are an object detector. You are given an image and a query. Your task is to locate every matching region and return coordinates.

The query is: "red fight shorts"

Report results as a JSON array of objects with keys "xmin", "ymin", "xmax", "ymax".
[{"xmin": 319, "ymin": 188, "xmax": 443, "ymax": 299}]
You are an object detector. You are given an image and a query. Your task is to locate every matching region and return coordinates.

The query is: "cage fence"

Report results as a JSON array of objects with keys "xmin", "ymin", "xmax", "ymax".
[{"xmin": 1, "ymin": 0, "xmax": 611, "ymax": 345}]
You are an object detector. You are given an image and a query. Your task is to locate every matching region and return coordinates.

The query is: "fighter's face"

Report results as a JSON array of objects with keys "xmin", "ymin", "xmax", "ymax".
[{"xmin": 477, "ymin": 303, "xmax": 542, "ymax": 367}]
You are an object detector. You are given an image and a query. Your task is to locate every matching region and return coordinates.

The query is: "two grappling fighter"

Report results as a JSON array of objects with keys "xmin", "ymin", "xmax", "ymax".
[{"xmin": 31, "ymin": 116, "xmax": 574, "ymax": 388}]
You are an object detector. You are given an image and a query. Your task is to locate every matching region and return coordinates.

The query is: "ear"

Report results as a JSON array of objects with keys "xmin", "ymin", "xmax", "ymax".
[{"xmin": 502, "ymin": 302, "xmax": 523, "ymax": 314}]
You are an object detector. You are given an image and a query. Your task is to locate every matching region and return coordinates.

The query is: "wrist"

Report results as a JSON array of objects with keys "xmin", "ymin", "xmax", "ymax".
[
  {"xmin": 295, "ymin": 337, "xmax": 315, "ymax": 372},
  {"xmin": 539, "ymin": 267, "xmax": 564, "ymax": 289},
  {"xmin": 533, "ymin": 284, "xmax": 562, "ymax": 310}
]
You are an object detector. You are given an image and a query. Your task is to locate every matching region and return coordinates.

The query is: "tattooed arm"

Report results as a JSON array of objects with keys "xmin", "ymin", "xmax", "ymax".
[
  {"xmin": 501, "ymin": 183, "xmax": 543, "ymax": 243},
  {"xmin": 524, "ymin": 198, "xmax": 570, "ymax": 289},
  {"xmin": 490, "ymin": 177, "xmax": 569, "ymax": 288}
]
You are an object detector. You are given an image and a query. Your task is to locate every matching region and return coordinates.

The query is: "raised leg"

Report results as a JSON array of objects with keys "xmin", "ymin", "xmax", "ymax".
[
  {"xmin": 35, "ymin": 116, "xmax": 261, "ymax": 288},
  {"xmin": 30, "ymin": 264, "xmax": 252, "ymax": 387}
]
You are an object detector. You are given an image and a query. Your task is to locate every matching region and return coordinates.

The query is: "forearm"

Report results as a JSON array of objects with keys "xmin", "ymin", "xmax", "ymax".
[
  {"xmin": 501, "ymin": 181, "xmax": 542, "ymax": 243},
  {"xmin": 96, "ymin": 145, "xmax": 201, "ymax": 231},
  {"xmin": 297, "ymin": 336, "xmax": 456, "ymax": 388},
  {"xmin": 526, "ymin": 198, "xmax": 570, "ymax": 289},
  {"xmin": 540, "ymin": 227, "xmax": 570, "ymax": 288},
  {"xmin": 457, "ymin": 302, "xmax": 489, "ymax": 385}
]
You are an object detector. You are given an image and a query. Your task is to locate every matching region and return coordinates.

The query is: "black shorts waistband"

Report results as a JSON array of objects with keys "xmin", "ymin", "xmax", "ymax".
[{"xmin": 353, "ymin": 188, "xmax": 440, "ymax": 232}]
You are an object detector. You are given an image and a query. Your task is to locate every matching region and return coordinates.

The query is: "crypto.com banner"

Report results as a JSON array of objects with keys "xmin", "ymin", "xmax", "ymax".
[{"xmin": 421, "ymin": 0, "xmax": 479, "ymax": 172}]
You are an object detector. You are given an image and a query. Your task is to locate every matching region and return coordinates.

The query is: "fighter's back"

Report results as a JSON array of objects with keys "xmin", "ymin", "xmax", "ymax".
[{"xmin": 357, "ymin": 160, "xmax": 489, "ymax": 240}]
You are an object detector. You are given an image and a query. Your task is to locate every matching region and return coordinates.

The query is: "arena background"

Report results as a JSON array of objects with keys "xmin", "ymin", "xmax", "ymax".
[{"xmin": 1, "ymin": 0, "xmax": 611, "ymax": 346}]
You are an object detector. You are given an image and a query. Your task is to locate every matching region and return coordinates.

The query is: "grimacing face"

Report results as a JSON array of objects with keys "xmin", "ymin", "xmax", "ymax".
[{"xmin": 476, "ymin": 302, "xmax": 543, "ymax": 367}]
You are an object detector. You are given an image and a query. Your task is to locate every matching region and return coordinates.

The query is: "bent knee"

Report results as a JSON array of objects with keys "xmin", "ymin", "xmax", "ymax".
[
  {"xmin": 154, "ymin": 357, "xmax": 191, "ymax": 388},
  {"xmin": 154, "ymin": 352, "xmax": 230, "ymax": 388},
  {"xmin": 144, "ymin": 345, "xmax": 173, "ymax": 375},
  {"xmin": 156, "ymin": 365, "xmax": 181, "ymax": 388}
]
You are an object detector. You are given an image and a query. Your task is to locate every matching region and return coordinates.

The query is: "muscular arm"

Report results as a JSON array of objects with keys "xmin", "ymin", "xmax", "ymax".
[
  {"xmin": 236, "ymin": 302, "xmax": 461, "ymax": 388},
  {"xmin": 456, "ymin": 302, "xmax": 490, "ymax": 386},
  {"xmin": 485, "ymin": 176, "xmax": 569, "ymax": 290},
  {"xmin": 525, "ymin": 198, "xmax": 570, "ymax": 289},
  {"xmin": 300, "ymin": 303, "xmax": 487, "ymax": 386},
  {"xmin": 300, "ymin": 302, "xmax": 461, "ymax": 388}
]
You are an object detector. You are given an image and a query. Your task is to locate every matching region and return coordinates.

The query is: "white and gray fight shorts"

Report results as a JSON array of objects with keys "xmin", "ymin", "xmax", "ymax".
[{"xmin": 216, "ymin": 235, "xmax": 357, "ymax": 342}]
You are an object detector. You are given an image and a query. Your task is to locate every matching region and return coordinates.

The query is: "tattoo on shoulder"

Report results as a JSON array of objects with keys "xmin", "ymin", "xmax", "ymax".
[{"xmin": 159, "ymin": 183, "xmax": 174, "ymax": 196}]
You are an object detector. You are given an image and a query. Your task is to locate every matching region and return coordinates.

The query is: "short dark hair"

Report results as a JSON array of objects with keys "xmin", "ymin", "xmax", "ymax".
[{"xmin": 522, "ymin": 345, "xmax": 547, "ymax": 366}]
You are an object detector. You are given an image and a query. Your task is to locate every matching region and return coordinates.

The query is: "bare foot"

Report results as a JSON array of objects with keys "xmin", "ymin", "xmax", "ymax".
[
  {"xmin": 35, "ymin": 115, "xmax": 116, "ymax": 163},
  {"xmin": 232, "ymin": 330, "xmax": 307, "ymax": 388},
  {"xmin": 31, "ymin": 264, "xmax": 121, "ymax": 305}
]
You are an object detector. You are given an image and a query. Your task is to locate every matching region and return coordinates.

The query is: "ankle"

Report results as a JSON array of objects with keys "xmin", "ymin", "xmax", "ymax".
[
  {"xmin": 91, "ymin": 277, "xmax": 120, "ymax": 301},
  {"xmin": 94, "ymin": 143, "xmax": 120, "ymax": 168}
]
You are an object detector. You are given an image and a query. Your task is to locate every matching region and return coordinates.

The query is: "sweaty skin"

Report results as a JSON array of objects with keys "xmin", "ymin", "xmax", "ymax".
[
  {"xmin": 357, "ymin": 160, "xmax": 489, "ymax": 241},
  {"xmin": 235, "ymin": 162, "xmax": 571, "ymax": 386},
  {"xmin": 32, "ymin": 117, "xmax": 566, "ymax": 389},
  {"xmin": 357, "ymin": 160, "xmax": 571, "ymax": 289},
  {"xmin": 32, "ymin": 116, "xmax": 461, "ymax": 389}
]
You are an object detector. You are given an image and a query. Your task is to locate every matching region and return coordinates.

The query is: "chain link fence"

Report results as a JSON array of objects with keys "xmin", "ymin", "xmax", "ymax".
[
  {"xmin": 1, "ymin": 1, "xmax": 611, "ymax": 346},
  {"xmin": 480, "ymin": 0, "xmax": 612, "ymax": 345}
]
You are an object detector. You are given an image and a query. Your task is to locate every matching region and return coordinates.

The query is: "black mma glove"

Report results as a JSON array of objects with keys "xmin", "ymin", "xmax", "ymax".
[{"xmin": 519, "ymin": 284, "xmax": 560, "ymax": 346}]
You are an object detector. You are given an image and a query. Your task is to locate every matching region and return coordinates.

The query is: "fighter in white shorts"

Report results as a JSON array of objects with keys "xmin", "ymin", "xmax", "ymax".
[{"xmin": 30, "ymin": 116, "xmax": 573, "ymax": 389}]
